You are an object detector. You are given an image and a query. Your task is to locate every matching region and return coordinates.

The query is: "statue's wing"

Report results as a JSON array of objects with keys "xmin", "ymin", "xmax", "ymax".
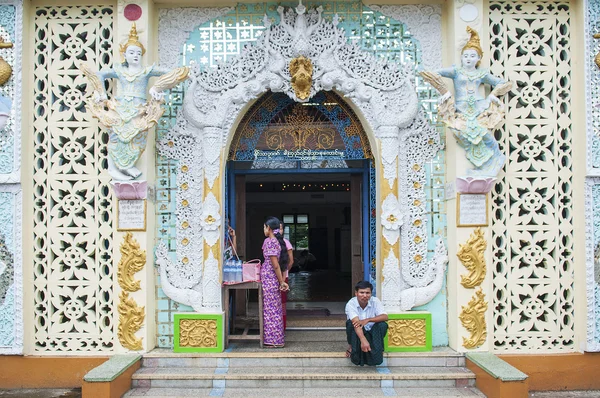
[
  {"xmin": 419, "ymin": 71, "xmax": 450, "ymax": 96},
  {"xmin": 490, "ymin": 81, "xmax": 513, "ymax": 97},
  {"xmin": 78, "ymin": 63, "xmax": 105, "ymax": 95},
  {"xmin": 153, "ymin": 66, "xmax": 190, "ymax": 92}
]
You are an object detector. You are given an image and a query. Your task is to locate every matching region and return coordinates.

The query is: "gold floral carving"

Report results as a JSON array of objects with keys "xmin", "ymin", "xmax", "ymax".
[
  {"xmin": 290, "ymin": 56, "xmax": 313, "ymax": 100},
  {"xmin": 117, "ymin": 232, "xmax": 146, "ymax": 292},
  {"xmin": 179, "ymin": 319, "xmax": 218, "ymax": 348},
  {"xmin": 388, "ymin": 319, "xmax": 427, "ymax": 347},
  {"xmin": 118, "ymin": 291, "xmax": 145, "ymax": 351},
  {"xmin": 457, "ymin": 227, "xmax": 487, "ymax": 288},
  {"xmin": 459, "ymin": 288, "xmax": 488, "ymax": 349}
]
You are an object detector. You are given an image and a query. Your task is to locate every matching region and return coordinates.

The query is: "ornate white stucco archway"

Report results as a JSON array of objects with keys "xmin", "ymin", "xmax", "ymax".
[{"xmin": 155, "ymin": 2, "xmax": 448, "ymax": 314}]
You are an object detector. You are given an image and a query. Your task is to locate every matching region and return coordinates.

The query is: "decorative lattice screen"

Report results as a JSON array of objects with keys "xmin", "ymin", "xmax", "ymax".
[
  {"xmin": 32, "ymin": 5, "xmax": 115, "ymax": 353},
  {"xmin": 490, "ymin": 0, "xmax": 574, "ymax": 352}
]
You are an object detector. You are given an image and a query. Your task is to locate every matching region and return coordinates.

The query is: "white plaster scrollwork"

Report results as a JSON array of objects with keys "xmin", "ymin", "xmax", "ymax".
[
  {"xmin": 158, "ymin": 7, "xmax": 233, "ymax": 70},
  {"xmin": 368, "ymin": 4, "xmax": 442, "ymax": 71},
  {"xmin": 382, "ymin": 251, "xmax": 402, "ymax": 311},
  {"xmin": 158, "ymin": 4, "xmax": 445, "ymax": 313},
  {"xmin": 202, "ymin": 251, "xmax": 220, "ymax": 309},
  {"xmin": 399, "ymin": 239, "xmax": 448, "ymax": 311},
  {"xmin": 155, "ymin": 243, "xmax": 203, "ymax": 312}
]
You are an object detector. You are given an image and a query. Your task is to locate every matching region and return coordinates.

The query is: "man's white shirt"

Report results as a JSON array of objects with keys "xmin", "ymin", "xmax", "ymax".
[{"xmin": 345, "ymin": 296, "xmax": 387, "ymax": 331}]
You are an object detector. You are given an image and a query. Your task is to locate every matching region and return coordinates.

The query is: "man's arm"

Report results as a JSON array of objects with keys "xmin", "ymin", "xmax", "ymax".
[
  {"xmin": 357, "ymin": 313, "xmax": 388, "ymax": 328},
  {"xmin": 351, "ymin": 316, "xmax": 372, "ymax": 352}
]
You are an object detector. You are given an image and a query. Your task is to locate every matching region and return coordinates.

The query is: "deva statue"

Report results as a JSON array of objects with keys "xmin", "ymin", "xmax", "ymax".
[
  {"xmin": 80, "ymin": 24, "xmax": 189, "ymax": 181},
  {"xmin": 421, "ymin": 27, "xmax": 512, "ymax": 178}
]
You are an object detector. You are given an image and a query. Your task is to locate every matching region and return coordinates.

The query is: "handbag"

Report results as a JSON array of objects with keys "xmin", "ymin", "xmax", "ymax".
[{"xmin": 242, "ymin": 259, "xmax": 261, "ymax": 282}]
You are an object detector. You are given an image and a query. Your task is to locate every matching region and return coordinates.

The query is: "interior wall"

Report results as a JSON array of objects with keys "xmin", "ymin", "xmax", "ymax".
[{"xmin": 244, "ymin": 191, "xmax": 351, "ymax": 275}]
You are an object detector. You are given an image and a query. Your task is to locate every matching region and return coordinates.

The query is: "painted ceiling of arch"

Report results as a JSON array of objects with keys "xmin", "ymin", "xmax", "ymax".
[{"xmin": 229, "ymin": 91, "xmax": 372, "ymax": 161}]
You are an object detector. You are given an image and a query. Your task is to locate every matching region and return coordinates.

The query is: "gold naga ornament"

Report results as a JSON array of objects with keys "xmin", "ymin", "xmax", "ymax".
[
  {"xmin": 457, "ymin": 227, "xmax": 487, "ymax": 288},
  {"xmin": 459, "ymin": 288, "xmax": 488, "ymax": 349},
  {"xmin": 0, "ymin": 36, "xmax": 13, "ymax": 86},
  {"xmin": 117, "ymin": 232, "xmax": 147, "ymax": 292},
  {"xmin": 290, "ymin": 56, "xmax": 313, "ymax": 100},
  {"xmin": 118, "ymin": 291, "xmax": 145, "ymax": 351}
]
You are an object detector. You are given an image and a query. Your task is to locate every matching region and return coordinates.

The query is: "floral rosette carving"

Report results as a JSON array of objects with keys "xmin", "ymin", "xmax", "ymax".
[
  {"xmin": 388, "ymin": 319, "xmax": 427, "ymax": 347},
  {"xmin": 457, "ymin": 227, "xmax": 486, "ymax": 288},
  {"xmin": 200, "ymin": 192, "xmax": 221, "ymax": 247},
  {"xmin": 381, "ymin": 193, "xmax": 404, "ymax": 245},
  {"xmin": 117, "ymin": 232, "xmax": 146, "ymax": 292},
  {"xmin": 118, "ymin": 291, "xmax": 145, "ymax": 351},
  {"xmin": 459, "ymin": 288, "xmax": 487, "ymax": 349}
]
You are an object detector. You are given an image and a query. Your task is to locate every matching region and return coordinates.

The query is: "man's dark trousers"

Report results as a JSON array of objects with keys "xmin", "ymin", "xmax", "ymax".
[{"xmin": 345, "ymin": 319, "xmax": 388, "ymax": 366}]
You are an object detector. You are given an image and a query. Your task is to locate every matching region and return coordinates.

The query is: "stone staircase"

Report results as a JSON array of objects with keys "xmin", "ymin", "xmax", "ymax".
[{"xmin": 124, "ymin": 331, "xmax": 485, "ymax": 397}]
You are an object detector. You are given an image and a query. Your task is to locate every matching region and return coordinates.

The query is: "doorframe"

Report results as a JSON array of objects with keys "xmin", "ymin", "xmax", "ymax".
[{"xmin": 226, "ymin": 161, "xmax": 372, "ymax": 284}]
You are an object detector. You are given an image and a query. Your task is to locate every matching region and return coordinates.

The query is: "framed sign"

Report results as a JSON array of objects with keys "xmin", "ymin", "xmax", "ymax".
[
  {"xmin": 457, "ymin": 193, "xmax": 488, "ymax": 227},
  {"xmin": 117, "ymin": 199, "xmax": 147, "ymax": 231}
]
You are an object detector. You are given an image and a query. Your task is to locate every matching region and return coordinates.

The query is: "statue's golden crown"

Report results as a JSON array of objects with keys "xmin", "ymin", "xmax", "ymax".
[
  {"xmin": 462, "ymin": 26, "xmax": 483, "ymax": 57},
  {"xmin": 120, "ymin": 23, "xmax": 146, "ymax": 56}
]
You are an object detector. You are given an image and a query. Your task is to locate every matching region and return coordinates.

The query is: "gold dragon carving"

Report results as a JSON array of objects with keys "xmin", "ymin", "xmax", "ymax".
[
  {"xmin": 388, "ymin": 319, "xmax": 427, "ymax": 347},
  {"xmin": 118, "ymin": 291, "xmax": 145, "ymax": 351},
  {"xmin": 459, "ymin": 288, "xmax": 488, "ymax": 349},
  {"xmin": 457, "ymin": 227, "xmax": 487, "ymax": 288},
  {"xmin": 179, "ymin": 319, "xmax": 218, "ymax": 348},
  {"xmin": 117, "ymin": 232, "xmax": 146, "ymax": 292},
  {"xmin": 290, "ymin": 56, "xmax": 313, "ymax": 100}
]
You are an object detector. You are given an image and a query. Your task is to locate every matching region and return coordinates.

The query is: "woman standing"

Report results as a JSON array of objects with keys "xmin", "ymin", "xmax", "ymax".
[{"xmin": 262, "ymin": 217, "xmax": 290, "ymax": 348}]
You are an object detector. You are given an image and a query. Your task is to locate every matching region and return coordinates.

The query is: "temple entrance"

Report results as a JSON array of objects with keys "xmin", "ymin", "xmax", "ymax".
[{"xmin": 226, "ymin": 90, "xmax": 375, "ymax": 328}]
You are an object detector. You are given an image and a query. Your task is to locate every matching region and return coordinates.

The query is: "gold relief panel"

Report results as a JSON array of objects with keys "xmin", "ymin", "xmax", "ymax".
[
  {"xmin": 459, "ymin": 288, "xmax": 488, "ymax": 349},
  {"xmin": 388, "ymin": 319, "xmax": 427, "ymax": 347},
  {"xmin": 118, "ymin": 291, "xmax": 145, "ymax": 351},
  {"xmin": 117, "ymin": 232, "xmax": 147, "ymax": 292},
  {"xmin": 457, "ymin": 227, "xmax": 487, "ymax": 289},
  {"xmin": 179, "ymin": 319, "xmax": 218, "ymax": 348}
]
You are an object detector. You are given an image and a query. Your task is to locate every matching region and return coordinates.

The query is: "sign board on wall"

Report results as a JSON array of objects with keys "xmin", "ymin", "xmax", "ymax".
[
  {"xmin": 117, "ymin": 199, "xmax": 147, "ymax": 231},
  {"xmin": 456, "ymin": 193, "xmax": 488, "ymax": 227}
]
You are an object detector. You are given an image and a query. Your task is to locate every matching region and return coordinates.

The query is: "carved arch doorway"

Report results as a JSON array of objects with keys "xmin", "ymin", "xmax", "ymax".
[{"xmin": 226, "ymin": 90, "xmax": 376, "ymax": 300}]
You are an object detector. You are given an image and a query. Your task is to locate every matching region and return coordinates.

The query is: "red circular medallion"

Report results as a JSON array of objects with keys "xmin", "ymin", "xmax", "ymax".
[{"xmin": 124, "ymin": 4, "xmax": 142, "ymax": 21}]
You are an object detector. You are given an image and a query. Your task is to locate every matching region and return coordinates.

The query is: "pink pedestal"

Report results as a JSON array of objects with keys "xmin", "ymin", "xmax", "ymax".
[
  {"xmin": 456, "ymin": 177, "xmax": 496, "ymax": 194},
  {"xmin": 111, "ymin": 181, "xmax": 147, "ymax": 200}
]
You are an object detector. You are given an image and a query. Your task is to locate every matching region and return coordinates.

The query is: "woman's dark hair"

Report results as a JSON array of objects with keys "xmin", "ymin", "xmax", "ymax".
[{"xmin": 265, "ymin": 216, "xmax": 289, "ymax": 272}]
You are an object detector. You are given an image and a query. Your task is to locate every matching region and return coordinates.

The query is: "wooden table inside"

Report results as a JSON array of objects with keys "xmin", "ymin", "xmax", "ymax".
[{"xmin": 224, "ymin": 281, "xmax": 263, "ymax": 348}]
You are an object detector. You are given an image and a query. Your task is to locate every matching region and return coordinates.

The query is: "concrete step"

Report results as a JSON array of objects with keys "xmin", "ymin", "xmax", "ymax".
[
  {"xmin": 124, "ymin": 386, "xmax": 485, "ymax": 397},
  {"xmin": 131, "ymin": 366, "xmax": 476, "ymax": 389},
  {"xmin": 142, "ymin": 349, "xmax": 465, "ymax": 368}
]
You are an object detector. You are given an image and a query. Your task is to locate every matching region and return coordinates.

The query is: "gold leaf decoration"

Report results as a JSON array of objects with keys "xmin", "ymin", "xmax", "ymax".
[
  {"xmin": 117, "ymin": 232, "xmax": 146, "ymax": 292},
  {"xmin": 118, "ymin": 291, "xmax": 145, "ymax": 351},
  {"xmin": 595, "ymin": 33, "xmax": 600, "ymax": 69},
  {"xmin": 289, "ymin": 56, "xmax": 313, "ymax": 100},
  {"xmin": 457, "ymin": 227, "xmax": 487, "ymax": 288},
  {"xmin": 179, "ymin": 319, "xmax": 217, "ymax": 348},
  {"xmin": 459, "ymin": 288, "xmax": 488, "ymax": 349},
  {"xmin": 388, "ymin": 319, "xmax": 427, "ymax": 347}
]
